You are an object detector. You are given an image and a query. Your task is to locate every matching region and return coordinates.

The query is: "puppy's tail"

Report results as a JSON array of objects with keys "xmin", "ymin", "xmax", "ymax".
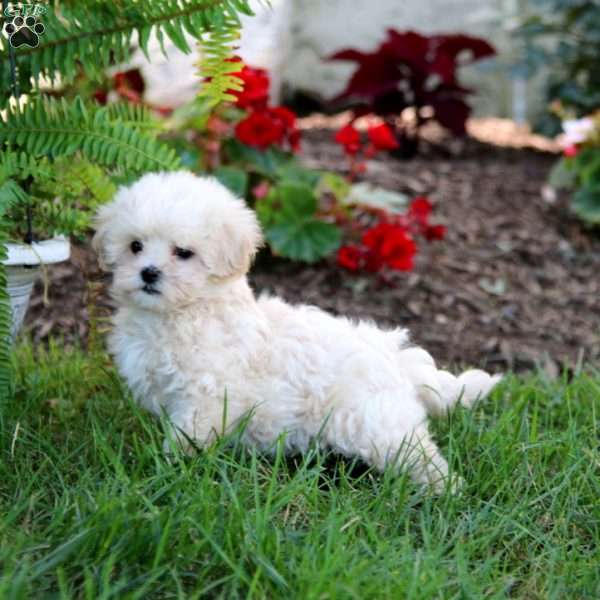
[
  {"xmin": 429, "ymin": 369, "xmax": 502, "ymax": 416},
  {"xmin": 398, "ymin": 348, "xmax": 502, "ymax": 417}
]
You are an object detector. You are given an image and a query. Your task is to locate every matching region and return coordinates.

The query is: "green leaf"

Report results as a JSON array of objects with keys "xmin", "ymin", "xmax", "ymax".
[
  {"xmin": 344, "ymin": 182, "xmax": 409, "ymax": 214},
  {"xmin": 223, "ymin": 140, "xmax": 293, "ymax": 178},
  {"xmin": 548, "ymin": 158, "xmax": 576, "ymax": 190},
  {"xmin": 275, "ymin": 164, "xmax": 322, "ymax": 187},
  {"xmin": 265, "ymin": 219, "xmax": 341, "ymax": 263},
  {"xmin": 277, "ymin": 182, "xmax": 318, "ymax": 221},
  {"xmin": 572, "ymin": 185, "xmax": 600, "ymax": 225},
  {"xmin": 0, "ymin": 97, "xmax": 180, "ymax": 173},
  {"xmin": 214, "ymin": 166, "xmax": 248, "ymax": 197},
  {"xmin": 580, "ymin": 156, "xmax": 600, "ymax": 186},
  {"xmin": 317, "ymin": 172, "xmax": 351, "ymax": 202},
  {"xmin": 0, "ymin": 0, "xmax": 254, "ymax": 104}
]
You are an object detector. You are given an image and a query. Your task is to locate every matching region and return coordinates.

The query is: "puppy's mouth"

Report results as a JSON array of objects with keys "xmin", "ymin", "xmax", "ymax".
[{"xmin": 141, "ymin": 284, "xmax": 161, "ymax": 295}]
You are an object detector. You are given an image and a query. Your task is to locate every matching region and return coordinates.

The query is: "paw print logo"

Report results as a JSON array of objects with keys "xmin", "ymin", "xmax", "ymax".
[{"xmin": 3, "ymin": 14, "xmax": 45, "ymax": 48}]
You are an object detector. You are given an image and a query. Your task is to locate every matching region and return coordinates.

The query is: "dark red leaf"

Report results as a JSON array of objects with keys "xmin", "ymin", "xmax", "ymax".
[
  {"xmin": 430, "ymin": 98, "xmax": 471, "ymax": 135},
  {"xmin": 329, "ymin": 49, "xmax": 369, "ymax": 62},
  {"xmin": 432, "ymin": 34, "xmax": 496, "ymax": 62}
]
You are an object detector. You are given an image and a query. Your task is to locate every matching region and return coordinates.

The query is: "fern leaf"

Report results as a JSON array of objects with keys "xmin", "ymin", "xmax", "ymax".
[
  {"xmin": 0, "ymin": 97, "xmax": 180, "ymax": 172},
  {"xmin": 197, "ymin": 14, "xmax": 245, "ymax": 107},
  {"xmin": 0, "ymin": 0, "xmax": 254, "ymax": 99}
]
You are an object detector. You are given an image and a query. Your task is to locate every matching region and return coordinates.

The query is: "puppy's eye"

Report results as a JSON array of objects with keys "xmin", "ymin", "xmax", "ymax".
[
  {"xmin": 174, "ymin": 247, "xmax": 194, "ymax": 260},
  {"xmin": 130, "ymin": 240, "xmax": 143, "ymax": 254}
]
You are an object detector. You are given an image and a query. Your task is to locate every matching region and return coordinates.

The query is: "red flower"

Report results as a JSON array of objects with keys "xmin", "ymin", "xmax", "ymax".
[
  {"xmin": 288, "ymin": 127, "xmax": 302, "ymax": 152},
  {"xmin": 362, "ymin": 222, "xmax": 394, "ymax": 251},
  {"xmin": 334, "ymin": 124, "xmax": 361, "ymax": 155},
  {"xmin": 253, "ymin": 180, "xmax": 271, "ymax": 199},
  {"xmin": 380, "ymin": 231, "xmax": 416, "ymax": 271},
  {"xmin": 564, "ymin": 144, "xmax": 578, "ymax": 158},
  {"xmin": 93, "ymin": 89, "xmax": 108, "ymax": 105},
  {"xmin": 270, "ymin": 106, "xmax": 301, "ymax": 151},
  {"xmin": 407, "ymin": 197, "xmax": 446, "ymax": 241},
  {"xmin": 270, "ymin": 105, "xmax": 296, "ymax": 127},
  {"xmin": 230, "ymin": 65, "xmax": 270, "ymax": 109},
  {"xmin": 362, "ymin": 223, "xmax": 417, "ymax": 272},
  {"xmin": 113, "ymin": 69, "xmax": 145, "ymax": 105},
  {"xmin": 337, "ymin": 245, "xmax": 363, "ymax": 271},
  {"xmin": 424, "ymin": 224, "xmax": 446, "ymax": 241},
  {"xmin": 114, "ymin": 69, "xmax": 145, "ymax": 94},
  {"xmin": 235, "ymin": 110, "xmax": 285, "ymax": 149},
  {"xmin": 367, "ymin": 123, "xmax": 399, "ymax": 151},
  {"xmin": 363, "ymin": 250, "xmax": 385, "ymax": 273},
  {"xmin": 235, "ymin": 106, "xmax": 300, "ymax": 151},
  {"xmin": 408, "ymin": 197, "xmax": 432, "ymax": 223}
]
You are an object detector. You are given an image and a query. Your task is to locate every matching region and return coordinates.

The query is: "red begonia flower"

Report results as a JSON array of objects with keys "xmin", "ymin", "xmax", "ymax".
[
  {"xmin": 362, "ymin": 223, "xmax": 417, "ymax": 271},
  {"xmin": 563, "ymin": 145, "xmax": 578, "ymax": 158},
  {"xmin": 253, "ymin": 180, "xmax": 271, "ymax": 199},
  {"xmin": 337, "ymin": 245, "xmax": 364, "ymax": 271},
  {"xmin": 269, "ymin": 106, "xmax": 296, "ymax": 127},
  {"xmin": 93, "ymin": 89, "xmax": 108, "ymax": 105},
  {"xmin": 408, "ymin": 197, "xmax": 432, "ymax": 222},
  {"xmin": 362, "ymin": 222, "xmax": 394, "ymax": 251},
  {"xmin": 380, "ymin": 231, "xmax": 416, "ymax": 271},
  {"xmin": 235, "ymin": 110, "xmax": 285, "ymax": 149},
  {"xmin": 363, "ymin": 250, "xmax": 385, "ymax": 273},
  {"xmin": 367, "ymin": 123, "xmax": 399, "ymax": 151},
  {"xmin": 334, "ymin": 124, "xmax": 361, "ymax": 155},
  {"xmin": 114, "ymin": 69, "xmax": 145, "ymax": 94},
  {"xmin": 424, "ymin": 224, "xmax": 446, "ymax": 242},
  {"xmin": 270, "ymin": 106, "xmax": 301, "ymax": 151},
  {"xmin": 230, "ymin": 65, "xmax": 270, "ymax": 109},
  {"xmin": 288, "ymin": 127, "xmax": 302, "ymax": 152}
]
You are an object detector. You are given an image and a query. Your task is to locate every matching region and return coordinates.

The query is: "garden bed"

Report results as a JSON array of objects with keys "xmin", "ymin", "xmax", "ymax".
[{"xmin": 24, "ymin": 121, "xmax": 600, "ymax": 372}]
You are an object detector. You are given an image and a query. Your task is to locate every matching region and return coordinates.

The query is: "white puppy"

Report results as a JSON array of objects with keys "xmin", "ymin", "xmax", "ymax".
[{"xmin": 94, "ymin": 171, "xmax": 501, "ymax": 492}]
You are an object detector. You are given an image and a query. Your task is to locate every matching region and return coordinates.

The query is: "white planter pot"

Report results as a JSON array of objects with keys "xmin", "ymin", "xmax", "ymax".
[{"xmin": 3, "ymin": 237, "xmax": 71, "ymax": 342}]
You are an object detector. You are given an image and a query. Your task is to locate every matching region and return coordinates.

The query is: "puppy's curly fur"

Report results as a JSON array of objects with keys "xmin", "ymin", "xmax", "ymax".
[{"xmin": 94, "ymin": 171, "xmax": 501, "ymax": 492}]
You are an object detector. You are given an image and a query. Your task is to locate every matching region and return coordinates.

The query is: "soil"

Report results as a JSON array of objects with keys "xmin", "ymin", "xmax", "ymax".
[{"xmin": 23, "ymin": 119, "xmax": 600, "ymax": 373}]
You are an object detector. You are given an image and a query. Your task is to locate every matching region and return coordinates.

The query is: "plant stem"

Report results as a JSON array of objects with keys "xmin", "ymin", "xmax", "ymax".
[
  {"xmin": 2, "ymin": 0, "xmax": 31, "ymax": 242},
  {"xmin": 21, "ymin": 176, "xmax": 34, "ymax": 244},
  {"xmin": 2, "ymin": 0, "xmax": 20, "ymax": 99}
]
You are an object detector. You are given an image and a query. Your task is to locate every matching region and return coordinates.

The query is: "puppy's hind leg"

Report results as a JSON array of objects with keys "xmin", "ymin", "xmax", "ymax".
[
  {"xmin": 326, "ymin": 391, "xmax": 457, "ymax": 494},
  {"xmin": 396, "ymin": 427, "xmax": 458, "ymax": 494},
  {"xmin": 162, "ymin": 405, "xmax": 219, "ymax": 455}
]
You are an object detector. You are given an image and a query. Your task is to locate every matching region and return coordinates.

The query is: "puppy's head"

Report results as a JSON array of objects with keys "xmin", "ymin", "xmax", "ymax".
[{"xmin": 93, "ymin": 171, "xmax": 262, "ymax": 310}]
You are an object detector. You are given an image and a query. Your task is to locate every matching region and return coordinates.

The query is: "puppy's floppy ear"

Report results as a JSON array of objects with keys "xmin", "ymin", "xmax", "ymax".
[
  {"xmin": 92, "ymin": 201, "xmax": 117, "ymax": 271},
  {"xmin": 207, "ymin": 200, "xmax": 263, "ymax": 280}
]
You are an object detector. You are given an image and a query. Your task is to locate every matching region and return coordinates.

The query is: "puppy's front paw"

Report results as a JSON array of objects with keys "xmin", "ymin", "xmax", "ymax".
[{"xmin": 428, "ymin": 472, "xmax": 465, "ymax": 496}]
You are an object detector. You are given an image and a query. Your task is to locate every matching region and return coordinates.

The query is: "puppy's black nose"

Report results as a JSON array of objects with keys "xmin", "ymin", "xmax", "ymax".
[{"xmin": 141, "ymin": 266, "xmax": 161, "ymax": 284}]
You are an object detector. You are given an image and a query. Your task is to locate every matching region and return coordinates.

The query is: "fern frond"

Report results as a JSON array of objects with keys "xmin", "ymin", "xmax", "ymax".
[
  {"xmin": 0, "ymin": 0, "xmax": 254, "ymax": 97},
  {"xmin": 0, "ymin": 179, "xmax": 29, "ymax": 218},
  {"xmin": 28, "ymin": 156, "xmax": 117, "ymax": 238},
  {"xmin": 0, "ymin": 151, "xmax": 50, "ymax": 181},
  {"xmin": 67, "ymin": 160, "xmax": 116, "ymax": 205},
  {"xmin": 104, "ymin": 103, "xmax": 161, "ymax": 132},
  {"xmin": 197, "ymin": 15, "xmax": 244, "ymax": 107},
  {"xmin": 0, "ymin": 97, "xmax": 180, "ymax": 172}
]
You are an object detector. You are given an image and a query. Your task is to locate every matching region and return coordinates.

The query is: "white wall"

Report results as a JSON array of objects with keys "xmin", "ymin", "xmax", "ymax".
[
  {"xmin": 132, "ymin": 0, "xmax": 545, "ymax": 121},
  {"xmin": 283, "ymin": 0, "xmax": 543, "ymax": 121}
]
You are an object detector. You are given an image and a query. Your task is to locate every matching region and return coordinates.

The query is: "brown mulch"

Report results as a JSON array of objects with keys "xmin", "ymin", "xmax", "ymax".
[{"xmin": 24, "ymin": 121, "xmax": 600, "ymax": 373}]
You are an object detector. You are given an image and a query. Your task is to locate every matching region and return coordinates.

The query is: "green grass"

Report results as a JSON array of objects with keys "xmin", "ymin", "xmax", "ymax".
[{"xmin": 1, "ymin": 340, "xmax": 599, "ymax": 599}]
